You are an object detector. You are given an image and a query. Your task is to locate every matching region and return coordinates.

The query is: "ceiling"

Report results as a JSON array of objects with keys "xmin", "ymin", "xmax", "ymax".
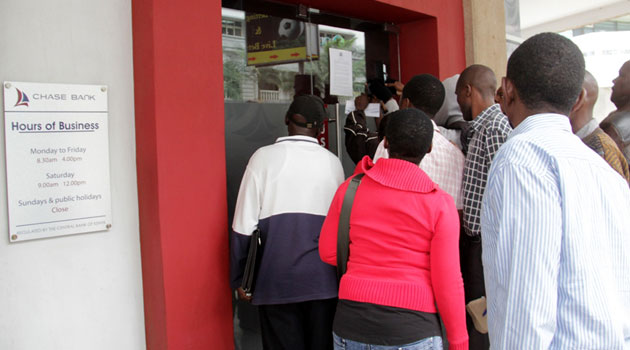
[{"xmin": 519, "ymin": 0, "xmax": 630, "ymax": 38}]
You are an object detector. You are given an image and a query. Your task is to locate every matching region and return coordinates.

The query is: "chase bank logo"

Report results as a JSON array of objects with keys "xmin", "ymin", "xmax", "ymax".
[{"xmin": 14, "ymin": 88, "xmax": 29, "ymax": 107}]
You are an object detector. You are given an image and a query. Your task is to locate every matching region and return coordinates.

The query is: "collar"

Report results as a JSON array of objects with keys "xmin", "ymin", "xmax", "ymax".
[
  {"xmin": 431, "ymin": 120, "xmax": 440, "ymax": 132},
  {"xmin": 275, "ymin": 135, "xmax": 320, "ymax": 144},
  {"xmin": 355, "ymin": 156, "xmax": 437, "ymax": 193},
  {"xmin": 470, "ymin": 104, "xmax": 502, "ymax": 133},
  {"xmin": 575, "ymin": 118, "xmax": 599, "ymax": 139},
  {"xmin": 384, "ymin": 99, "xmax": 400, "ymax": 115},
  {"xmin": 508, "ymin": 113, "xmax": 572, "ymax": 140}
]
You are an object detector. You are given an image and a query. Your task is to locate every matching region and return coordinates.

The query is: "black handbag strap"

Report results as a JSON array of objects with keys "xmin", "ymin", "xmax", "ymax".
[{"xmin": 336, "ymin": 173, "xmax": 365, "ymax": 280}]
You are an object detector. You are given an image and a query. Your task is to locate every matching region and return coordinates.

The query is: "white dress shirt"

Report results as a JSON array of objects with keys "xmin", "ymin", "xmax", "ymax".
[
  {"xmin": 482, "ymin": 113, "xmax": 630, "ymax": 349},
  {"xmin": 374, "ymin": 120, "xmax": 464, "ymax": 209}
]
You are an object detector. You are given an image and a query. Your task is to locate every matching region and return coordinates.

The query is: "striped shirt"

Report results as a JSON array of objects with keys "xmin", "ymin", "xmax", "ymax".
[
  {"xmin": 481, "ymin": 113, "xmax": 630, "ymax": 349},
  {"xmin": 374, "ymin": 120, "xmax": 465, "ymax": 209}
]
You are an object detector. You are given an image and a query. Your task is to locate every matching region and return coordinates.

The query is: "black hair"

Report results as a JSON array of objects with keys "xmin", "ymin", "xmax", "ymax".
[
  {"xmin": 368, "ymin": 78, "xmax": 393, "ymax": 102},
  {"xmin": 507, "ymin": 32, "xmax": 585, "ymax": 114},
  {"xmin": 385, "ymin": 109, "xmax": 433, "ymax": 160},
  {"xmin": 401, "ymin": 74, "xmax": 445, "ymax": 117}
]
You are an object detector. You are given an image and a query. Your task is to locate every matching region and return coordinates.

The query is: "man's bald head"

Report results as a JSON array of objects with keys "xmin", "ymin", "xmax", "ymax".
[
  {"xmin": 582, "ymin": 71, "xmax": 599, "ymax": 113},
  {"xmin": 569, "ymin": 70, "xmax": 600, "ymax": 133},
  {"xmin": 455, "ymin": 65, "xmax": 498, "ymax": 121},
  {"xmin": 457, "ymin": 65, "xmax": 497, "ymax": 99},
  {"xmin": 611, "ymin": 60, "xmax": 630, "ymax": 110}
]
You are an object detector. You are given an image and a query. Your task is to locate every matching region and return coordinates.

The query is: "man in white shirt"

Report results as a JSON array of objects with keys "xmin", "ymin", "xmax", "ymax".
[
  {"xmin": 374, "ymin": 74, "xmax": 465, "ymax": 209},
  {"xmin": 231, "ymin": 95, "xmax": 345, "ymax": 350},
  {"xmin": 482, "ymin": 32, "xmax": 630, "ymax": 349}
]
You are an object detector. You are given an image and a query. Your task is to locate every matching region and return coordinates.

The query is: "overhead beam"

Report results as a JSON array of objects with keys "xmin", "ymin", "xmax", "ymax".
[{"xmin": 521, "ymin": 1, "xmax": 630, "ymax": 38}]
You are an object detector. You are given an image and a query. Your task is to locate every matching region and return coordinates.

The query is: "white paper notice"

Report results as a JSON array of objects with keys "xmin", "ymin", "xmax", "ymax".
[
  {"xmin": 329, "ymin": 48, "xmax": 353, "ymax": 97},
  {"xmin": 3, "ymin": 81, "xmax": 112, "ymax": 242},
  {"xmin": 344, "ymin": 101, "xmax": 381, "ymax": 118}
]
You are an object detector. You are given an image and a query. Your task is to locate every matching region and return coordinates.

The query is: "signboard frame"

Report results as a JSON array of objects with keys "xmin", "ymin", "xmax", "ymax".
[
  {"xmin": 3, "ymin": 81, "xmax": 112, "ymax": 242},
  {"xmin": 245, "ymin": 13, "xmax": 319, "ymax": 67}
]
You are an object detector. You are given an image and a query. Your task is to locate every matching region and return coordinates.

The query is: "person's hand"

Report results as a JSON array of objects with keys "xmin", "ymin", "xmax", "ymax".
[
  {"xmin": 236, "ymin": 287, "xmax": 252, "ymax": 302},
  {"xmin": 354, "ymin": 94, "xmax": 369, "ymax": 111},
  {"xmin": 385, "ymin": 81, "xmax": 404, "ymax": 95}
]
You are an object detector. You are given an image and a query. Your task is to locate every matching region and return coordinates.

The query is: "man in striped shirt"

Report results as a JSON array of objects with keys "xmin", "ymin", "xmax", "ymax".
[{"xmin": 481, "ymin": 32, "xmax": 630, "ymax": 349}]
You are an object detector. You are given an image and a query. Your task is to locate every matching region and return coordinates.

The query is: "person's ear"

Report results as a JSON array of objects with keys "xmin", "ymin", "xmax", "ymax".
[
  {"xmin": 502, "ymin": 77, "xmax": 516, "ymax": 107},
  {"xmin": 401, "ymin": 98, "xmax": 410, "ymax": 109},
  {"xmin": 383, "ymin": 136, "xmax": 391, "ymax": 158},
  {"xmin": 570, "ymin": 88, "xmax": 587, "ymax": 115},
  {"xmin": 426, "ymin": 142, "xmax": 433, "ymax": 154},
  {"xmin": 285, "ymin": 115, "xmax": 290, "ymax": 126},
  {"xmin": 464, "ymin": 84, "xmax": 472, "ymax": 98}
]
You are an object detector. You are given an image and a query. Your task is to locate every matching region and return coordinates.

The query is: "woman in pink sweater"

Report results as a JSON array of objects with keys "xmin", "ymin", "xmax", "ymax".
[{"xmin": 319, "ymin": 109, "xmax": 468, "ymax": 350}]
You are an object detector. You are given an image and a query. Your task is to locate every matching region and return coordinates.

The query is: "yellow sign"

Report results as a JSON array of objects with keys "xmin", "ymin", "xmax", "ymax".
[
  {"xmin": 247, "ymin": 47, "xmax": 308, "ymax": 65},
  {"xmin": 245, "ymin": 13, "xmax": 317, "ymax": 66}
]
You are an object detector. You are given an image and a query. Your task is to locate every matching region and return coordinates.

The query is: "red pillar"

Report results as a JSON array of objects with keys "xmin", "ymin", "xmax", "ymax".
[{"xmin": 131, "ymin": 0, "xmax": 233, "ymax": 349}]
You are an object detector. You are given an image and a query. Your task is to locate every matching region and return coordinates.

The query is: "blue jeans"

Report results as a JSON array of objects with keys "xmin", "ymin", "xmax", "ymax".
[{"xmin": 333, "ymin": 332, "xmax": 443, "ymax": 350}]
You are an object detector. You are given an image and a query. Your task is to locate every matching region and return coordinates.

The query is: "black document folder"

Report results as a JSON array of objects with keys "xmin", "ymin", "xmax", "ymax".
[{"xmin": 241, "ymin": 229, "xmax": 262, "ymax": 296}]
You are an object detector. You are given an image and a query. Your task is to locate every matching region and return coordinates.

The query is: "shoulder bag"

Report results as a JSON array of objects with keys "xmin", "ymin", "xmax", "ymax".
[{"xmin": 336, "ymin": 173, "xmax": 365, "ymax": 280}]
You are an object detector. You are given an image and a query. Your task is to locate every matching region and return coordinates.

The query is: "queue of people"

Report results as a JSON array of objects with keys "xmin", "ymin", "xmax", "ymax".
[{"xmin": 230, "ymin": 32, "xmax": 630, "ymax": 350}]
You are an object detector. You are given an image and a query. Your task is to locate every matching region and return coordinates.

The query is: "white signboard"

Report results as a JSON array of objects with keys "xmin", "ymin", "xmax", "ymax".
[
  {"xmin": 3, "ymin": 81, "xmax": 112, "ymax": 242},
  {"xmin": 344, "ymin": 100, "xmax": 381, "ymax": 118},
  {"xmin": 329, "ymin": 48, "xmax": 354, "ymax": 97}
]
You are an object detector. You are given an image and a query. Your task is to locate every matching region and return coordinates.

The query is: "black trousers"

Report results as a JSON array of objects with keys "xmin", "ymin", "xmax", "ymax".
[
  {"xmin": 258, "ymin": 298, "xmax": 337, "ymax": 350},
  {"xmin": 460, "ymin": 231, "xmax": 490, "ymax": 350}
]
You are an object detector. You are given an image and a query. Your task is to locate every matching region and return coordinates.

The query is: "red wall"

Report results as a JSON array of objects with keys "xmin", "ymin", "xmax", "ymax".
[
  {"xmin": 385, "ymin": 1, "xmax": 467, "ymax": 81},
  {"xmin": 131, "ymin": 0, "xmax": 465, "ymax": 349},
  {"xmin": 132, "ymin": 0, "xmax": 232, "ymax": 349}
]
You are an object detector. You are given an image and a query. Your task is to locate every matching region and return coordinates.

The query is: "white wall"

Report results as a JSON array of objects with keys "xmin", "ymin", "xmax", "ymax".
[
  {"xmin": 570, "ymin": 31, "xmax": 630, "ymax": 121},
  {"xmin": 0, "ymin": 1, "xmax": 146, "ymax": 349}
]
